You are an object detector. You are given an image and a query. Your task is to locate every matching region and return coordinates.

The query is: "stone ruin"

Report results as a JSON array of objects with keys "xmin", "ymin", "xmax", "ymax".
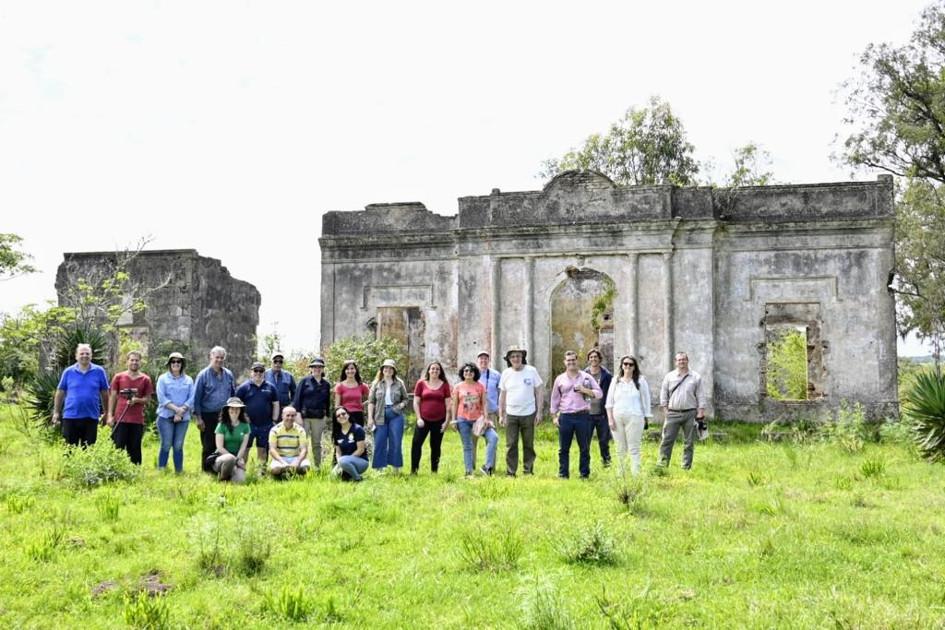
[
  {"xmin": 319, "ymin": 170, "xmax": 899, "ymax": 421},
  {"xmin": 56, "ymin": 249, "xmax": 260, "ymax": 377}
]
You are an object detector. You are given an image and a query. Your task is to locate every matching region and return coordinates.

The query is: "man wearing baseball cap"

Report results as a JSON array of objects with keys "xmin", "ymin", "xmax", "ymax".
[
  {"xmin": 264, "ymin": 351, "xmax": 297, "ymax": 413},
  {"xmin": 236, "ymin": 361, "xmax": 280, "ymax": 465}
]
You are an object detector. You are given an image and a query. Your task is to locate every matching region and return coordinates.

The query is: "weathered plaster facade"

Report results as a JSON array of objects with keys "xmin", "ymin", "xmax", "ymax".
[
  {"xmin": 319, "ymin": 171, "xmax": 898, "ymax": 421},
  {"xmin": 56, "ymin": 249, "xmax": 260, "ymax": 377}
]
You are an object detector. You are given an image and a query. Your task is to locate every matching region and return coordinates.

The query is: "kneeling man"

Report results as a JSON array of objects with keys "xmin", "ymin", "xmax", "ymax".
[{"xmin": 268, "ymin": 406, "xmax": 311, "ymax": 477}]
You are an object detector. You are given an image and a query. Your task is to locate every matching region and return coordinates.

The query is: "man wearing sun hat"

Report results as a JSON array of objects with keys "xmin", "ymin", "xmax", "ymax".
[
  {"xmin": 293, "ymin": 357, "xmax": 332, "ymax": 468},
  {"xmin": 498, "ymin": 344, "xmax": 544, "ymax": 477}
]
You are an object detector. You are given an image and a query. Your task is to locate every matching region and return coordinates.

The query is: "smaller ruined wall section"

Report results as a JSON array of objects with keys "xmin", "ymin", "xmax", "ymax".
[{"xmin": 56, "ymin": 250, "xmax": 260, "ymax": 377}]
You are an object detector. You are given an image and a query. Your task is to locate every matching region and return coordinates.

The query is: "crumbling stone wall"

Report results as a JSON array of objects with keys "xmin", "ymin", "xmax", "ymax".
[
  {"xmin": 320, "ymin": 171, "xmax": 898, "ymax": 421},
  {"xmin": 56, "ymin": 249, "xmax": 260, "ymax": 377}
]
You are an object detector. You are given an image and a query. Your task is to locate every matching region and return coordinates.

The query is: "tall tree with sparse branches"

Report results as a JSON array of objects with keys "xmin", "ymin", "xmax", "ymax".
[{"xmin": 840, "ymin": 1, "xmax": 945, "ymax": 368}]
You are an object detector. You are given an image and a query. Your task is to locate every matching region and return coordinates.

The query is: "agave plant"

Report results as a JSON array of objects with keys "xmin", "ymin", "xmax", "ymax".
[{"xmin": 903, "ymin": 370, "xmax": 945, "ymax": 463}]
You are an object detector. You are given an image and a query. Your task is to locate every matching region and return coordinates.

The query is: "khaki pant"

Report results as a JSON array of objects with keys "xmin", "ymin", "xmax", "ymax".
[
  {"xmin": 505, "ymin": 412, "xmax": 536, "ymax": 475},
  {"xmin": 658, "ymin": 409, "xmax": 697, "ymax": 469},
  {"xmin": 303, "ymin": 417, "xmax": 329, "ymax": 467},
  {"xmin": 612, "ymin": 413, "xmax": 645, "ymax": 475}
]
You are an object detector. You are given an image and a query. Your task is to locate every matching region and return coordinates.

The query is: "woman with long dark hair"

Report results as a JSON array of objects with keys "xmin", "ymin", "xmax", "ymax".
[
  {"xmin": 212, "ymin": 397, "xmax": 251, "ymax": 483},
  {"xmin": 334, "ymin": 359, "xmax": 370, "ymax": 439},
  {"xmin": 411, "ymin": 361, "xmax": 451, "ymax": 474},
  {"xmin": 334, "ymin": 406, "xmax": 369, "ymax": 482},
  {"xmin": 605, "ymin": 355, "xmax": 652, "ymax": 475}
]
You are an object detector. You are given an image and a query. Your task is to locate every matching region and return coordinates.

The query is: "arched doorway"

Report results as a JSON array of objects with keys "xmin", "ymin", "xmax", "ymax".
[{"xmin": 550, "ymin": 267, "xmax": 615, "ymax": 373}]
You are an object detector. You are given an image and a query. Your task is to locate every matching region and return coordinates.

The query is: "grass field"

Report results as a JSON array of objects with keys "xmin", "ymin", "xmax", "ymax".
[{"xmin": 1, "ymin": 405, "xmax": 943, "ymax": 629}]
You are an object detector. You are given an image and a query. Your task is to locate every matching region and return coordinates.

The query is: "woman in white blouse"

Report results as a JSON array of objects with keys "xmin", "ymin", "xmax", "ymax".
[{"xmin": 605, "ymin": 355, "xmax": 652, "ymax": 475}]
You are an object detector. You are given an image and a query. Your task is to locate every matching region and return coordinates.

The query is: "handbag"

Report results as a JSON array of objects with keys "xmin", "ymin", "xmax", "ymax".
[{"xmin": 472, "ymin": 416, "xmax": 488, "ymax": 437}]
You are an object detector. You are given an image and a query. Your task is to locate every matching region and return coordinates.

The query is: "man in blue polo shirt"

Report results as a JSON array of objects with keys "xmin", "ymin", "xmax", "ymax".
[
  {"xmin": 193, "ymin": 346, "xmax": 236, "ymax": 472},
  {"xmin": 52, "ymin": 343, "xmax": 110, "ymax": 447},
  {"xmin": 264, "ymin": 351, "xmax": 296, "ymax": 412},
  {"xmin": 237, "ymin": 362, "xmax": 280, "ymax": 465}
]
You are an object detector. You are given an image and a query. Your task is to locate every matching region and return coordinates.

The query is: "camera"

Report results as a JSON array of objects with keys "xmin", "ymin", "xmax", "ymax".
[{"xmin": 120, "ymin": 388, "xmax": 137, "ymax": 401}]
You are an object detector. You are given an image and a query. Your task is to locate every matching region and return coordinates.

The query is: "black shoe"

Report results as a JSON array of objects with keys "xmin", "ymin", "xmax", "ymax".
[
  {"xmin": 480, "ymin": 465, "xmax": 494, "ymax": 476},
  {"xmin": 506, "ymin": 471, "xmax": 516, "ymax": 478},
  {"xmin": 602, "ymin": 459, "xmax": 612, "ymax": 468}
]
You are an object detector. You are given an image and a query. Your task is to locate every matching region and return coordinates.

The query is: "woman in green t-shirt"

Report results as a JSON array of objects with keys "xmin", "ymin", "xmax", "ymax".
[{"xmin": 213, "ymin": 397, "xmax": 251, "ymax": 483}]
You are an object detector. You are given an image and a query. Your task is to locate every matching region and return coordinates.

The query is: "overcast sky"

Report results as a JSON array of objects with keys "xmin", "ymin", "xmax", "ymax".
[{"xmin": 0, "ymin": 0, "xmax": 933, "ymax": 356}]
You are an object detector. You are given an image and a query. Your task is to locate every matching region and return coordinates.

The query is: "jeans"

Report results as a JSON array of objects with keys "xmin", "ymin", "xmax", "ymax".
[
  {"xmin": 589, "ymin": 412, "xmax": 612, "ymax": 464},
  {"xmin": 157, "ymin": 416, "xmax": 190, "ymax": 472},
  {"xmin": 611, "ymin": 413, "xmax": 645, "ymax": 475},
  {"xmin": 111, "ymin": 422, "xmax": 144, "ymax": 465},
  {"xmin": 505, "ymin": 412, "xmax": 536, "ymax": 475},
  {"xmin": 338, "ymin": 455, "xmax": 369, "ymax": 481},
  {"xmin": 411, "ymin": 419, "xmax": 445, "ymax": 473},
  {"xmin": 659, "ymin": 409, "xmax": 697, "ymax": 468},
  {"xmin": 372, "ymin": 406, "xmax": 404, "ymax": 469},
  {"xmin": 558, "ymin": 412, "xmax": 593, "ymax": 478},
  {"xmin": 199, "ymin": 411, "xmax": 220, "ymax": 472},
  {"xmin": 458, "ymin": 419, "xmax": 498, "ymax": 473}
]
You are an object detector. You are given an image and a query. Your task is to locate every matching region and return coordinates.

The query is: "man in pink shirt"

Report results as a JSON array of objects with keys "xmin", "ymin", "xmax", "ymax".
[{"xmin": 550, "ymin": 350, "xmax": 603, "ymax": 479}]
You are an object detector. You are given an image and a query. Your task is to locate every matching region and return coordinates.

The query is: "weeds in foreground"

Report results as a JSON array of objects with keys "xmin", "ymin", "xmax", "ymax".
[
  {"xmin": 263, "ymin": 586, "xmax": 313, "ymax": 622},
  {"xmin": 193, "ymin": 516, "xmax": 274, "ymax": 577},
  {"xmin": 821, "ymin": 402, "xmax": 869, "ymax": 453},
  {"xmin": 860, "ymin": 456, "xmax": 886, "ymax": 479},
  {"xmin": 596, "ymin": 585, "xmax": 669, "ymax": 629},
  {"xmin": 517, "ymin": 575, "xmax": 575, "ymax": 630},
  {"xmin": 5, "ymin": 492, "xmax": 35, "ymax": 514},
  {"xmin": 26, "ymin": 526, "xmax": 65, "ymax": 562},
  {"xmin": 614, "ymin": 474, "xmax": 648, "ymax": 515},
  {"xmin": 123, "ymin": 591, "xmax": 170, "ymax": 630},
  {"xmin": 558, "ymin": 522, "xmax": 619, "ymax": 566},
  {"xmin": 61, "ymin": 439, "xmax": 139, "ymax": 487},
  {"xmin": 457, "ymin": 529, "xmax": 523, "ymax": 573},
  {"xmin": 96, "ymin": 490, "xmax": 121, "ymax": 521}
]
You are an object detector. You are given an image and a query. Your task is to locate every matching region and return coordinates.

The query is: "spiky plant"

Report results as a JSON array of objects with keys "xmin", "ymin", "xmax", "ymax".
[{"xmin": 904, "ymin": 370, "xmax": 945, "ymax": 463}]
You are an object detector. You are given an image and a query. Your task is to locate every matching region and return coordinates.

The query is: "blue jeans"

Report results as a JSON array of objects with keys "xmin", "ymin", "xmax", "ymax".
[
  {"xmin": 558, "ymin": 412, "xmax": 593, "ymax": 478},
  {"xmin": 458, "ymin": 419, "xmax": 498, "ymax": 473},
  {"xmin": 157, "ymin": 416, "xmax": 190, "ymax": 472},
  {"xmin": 372, "ymin": 406, "xmax": 405, "ymax": 469},
  {"xmin": 339, "ymin": 455, "xmax": 369, "ymax": 481}
]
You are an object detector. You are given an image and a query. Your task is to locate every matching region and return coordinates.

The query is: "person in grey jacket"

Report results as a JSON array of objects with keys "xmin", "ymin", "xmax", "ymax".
[{"xmin": 367, "ymin": 359, "xmax": 409, "ymax": 473}]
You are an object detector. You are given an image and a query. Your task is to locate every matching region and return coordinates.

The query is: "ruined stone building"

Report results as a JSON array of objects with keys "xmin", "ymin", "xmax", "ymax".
[
  {"xmin": 319, "ymin": 171, "xmax": 898, "ymax": 421},
  {"xmin": 56, "ymin": 249, "xmax": 260, "ymax": 377}
]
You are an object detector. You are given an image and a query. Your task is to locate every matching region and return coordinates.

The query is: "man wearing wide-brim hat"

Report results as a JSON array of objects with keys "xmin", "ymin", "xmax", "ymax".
[
  {"xmin": 293, "ymin": 357, "xmax": 332, "ymax": 469},
  {"xmin": 498, "ymin": 344, "xmax": 545, "ymax": 476}
]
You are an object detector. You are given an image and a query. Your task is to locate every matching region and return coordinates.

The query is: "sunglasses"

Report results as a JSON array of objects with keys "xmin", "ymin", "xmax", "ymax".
[
  {"xmin": 622, "ymin": 362, "xmax": 636, "ymax": 366},
  {"xmin": 169, "ymin": 360, "xmax": 182, "ymax": 364},
  {"xmin": 253, "ymin": 369, "xmax": 265, "ymax": 373}
]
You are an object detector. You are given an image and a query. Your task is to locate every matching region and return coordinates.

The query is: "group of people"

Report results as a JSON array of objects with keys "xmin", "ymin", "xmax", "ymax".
[{"xmin": 51, "ymin": 341, "xmax": 708, "ymax": 482}]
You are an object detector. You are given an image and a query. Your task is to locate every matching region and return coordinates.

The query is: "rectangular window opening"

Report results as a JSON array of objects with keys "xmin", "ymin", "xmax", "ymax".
[{"xmin": 765, "ymin": 323, "xmax": 809, "ymax": 401}]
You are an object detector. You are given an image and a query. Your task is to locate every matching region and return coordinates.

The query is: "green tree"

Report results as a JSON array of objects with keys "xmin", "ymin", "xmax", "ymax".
[
  {"xmin": 725, "ymin": 143, "xmax": 774, "ymax": 187},
  {"xmin": 766, "ymin": 329, "xmax": 808, "ymax": 400},
  {"xmin": 0, "ymin": 233, "xmax": 36, "ymax": 280},
  {"xmin": 322, "ymin": 336, "xmax": 407, "ymax": 386},
  {"xmin": 840, "ymin": 2, "xmax": 945, "ymax": 367},
  {"xmin": 540, "ymin": 96, "xmax": 700, "ymax": 186}
]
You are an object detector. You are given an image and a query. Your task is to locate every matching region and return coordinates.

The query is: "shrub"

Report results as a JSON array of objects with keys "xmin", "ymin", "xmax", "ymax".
[
  {"xmin": 902, "ymin": 370, "xmax": 945, "ymax": 462},
  {"xmin": 61, "ymin": 439, "xmax": 139, "ymax": 487},
  {"xmin": 517, "ymin": 575, "xmax": 575, "ymax": 630},
  {"xmin": 457, "ymin": 529, "xmax": 523, "ymax": 573},
  {"xmin": 614, "ymin": 475, "xmax": 648, "ymax": 515},
  {"xmin": 322, "ymin": 335, "xmax": 407, "ymax": 385},
  {"xmin": 558, "ymin": 522, "xmax": 618, "ymax": 566},
  {"xmin": 123, "ymin": 591, "xmax": 170, "ymax": 630}
]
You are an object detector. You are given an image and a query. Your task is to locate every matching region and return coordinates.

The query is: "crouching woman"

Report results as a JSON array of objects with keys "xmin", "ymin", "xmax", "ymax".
[
  {"xmin": 212, "ymin": 397, "xmax": 251, "ymax": 483},
  {"xmin": 334, "ymin": 407, "xmax": 368, "ymax": 481}
]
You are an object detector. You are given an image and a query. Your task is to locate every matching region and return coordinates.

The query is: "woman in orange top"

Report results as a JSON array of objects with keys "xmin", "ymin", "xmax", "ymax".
[{"xmin": 452, "ymin": 362, "xmax": 499, "ymax": 476}]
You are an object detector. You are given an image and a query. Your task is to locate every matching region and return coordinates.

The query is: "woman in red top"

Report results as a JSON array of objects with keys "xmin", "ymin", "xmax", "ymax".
[
  {"xmin": 411, "ymin": 361, "xmax": 451, "ymax": 474},
  {"xmin": 333, "ymin": 360, "xmax": 370, "ymax": 440},
  {"xmin": 452, "ymin": 362, "xmax": 499, "ymax": 476}
]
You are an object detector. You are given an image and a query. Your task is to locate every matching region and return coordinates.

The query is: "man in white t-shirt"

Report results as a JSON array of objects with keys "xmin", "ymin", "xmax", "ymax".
[{"xmin": 498, "ymin": 344, "xmax": 544, "ymax": 476}]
